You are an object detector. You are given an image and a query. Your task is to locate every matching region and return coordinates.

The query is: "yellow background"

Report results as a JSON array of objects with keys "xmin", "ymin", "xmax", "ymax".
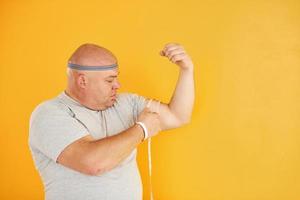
[{"xmin": 1, "ymin": 0, "xmax": 300, "ymax": 199}]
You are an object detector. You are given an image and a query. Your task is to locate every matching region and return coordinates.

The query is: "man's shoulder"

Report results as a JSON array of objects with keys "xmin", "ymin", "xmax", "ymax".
[
  {"xmin": 30, "ymin": 95, "xmax": 70, "ymax": 124},
  {"xmin": 32, "ymin": 97, "xmax": 62, "ymax": 112}
]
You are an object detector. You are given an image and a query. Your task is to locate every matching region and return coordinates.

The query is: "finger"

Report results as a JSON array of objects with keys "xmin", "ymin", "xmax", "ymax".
[
  {"xmin": 163, "ymin": 45, "xmax": 183, "ymax": 55},
  {"xmin": 150, "ymin": 100, "xmax": 161, "ymax": 114},
  {"xmin": 169, "ymin": 52, "xmax": 187, "ymax": 62},
  {"xmin": 170, "ymin": 53, "xmax": 187, "ymax": 63},
  {"xmin": 165, "ymin": 49, "xmax": 185, "ymax": 59},
  {"xmin": 164, "ymin": 43, "xmax": 183, "ymax": 51},
  {"xmin": 165, "ymin": 43, "xmax": 180, "ymax": 49},
  {"xmin": 146, "ymin": 99, "xmax": 153, "ymax": 108},
  {"xmin": 161, "ymin": 44, "xmax": 182, "ymax": 56},
  {"xmin": 156, "ymin": 101, "xmax": 161, "ymax": 114},
  {"xmin": 161, "ymin": 49, "xmax": 181, "ymax": 59},
  {"xmin": 142, "ymin": 107, "xmax": 150, "ymax": 113}
]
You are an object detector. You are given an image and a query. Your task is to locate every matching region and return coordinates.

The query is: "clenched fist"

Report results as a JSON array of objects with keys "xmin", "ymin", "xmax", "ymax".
[{"xmin": 160, "ymin": 43, "xmax": 194, "ymax": 70}]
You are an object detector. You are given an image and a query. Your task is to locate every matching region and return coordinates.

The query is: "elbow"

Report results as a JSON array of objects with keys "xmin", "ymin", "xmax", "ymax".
[
  {"xmin": 181, "ymin": 118, "xmax": 191, "ymax": 125},
  {"xmin": 81, "ymin": 156, "xmax": 111, "ymax": 176},
  {"xmin": 166, "ymin": 115, "xmax": 191, "ymax": 130},
  {"xmin": 178, "ymin": 118, "xmax": 191, "ymax": 127},
  {"xmin": 177, "ymin": 115, "xmax": 192, "ymax": 127},
  {"xmin": 168, "ymin": 117, "xmax": 191, "ymax": 130}
]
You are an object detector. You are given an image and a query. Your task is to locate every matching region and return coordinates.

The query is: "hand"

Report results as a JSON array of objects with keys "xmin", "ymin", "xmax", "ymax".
[
  {"xmin": 160, "ymin": 43, "xmax": 194, "ymax": 70},
  {"xmin": 137, "ymin": 107, "xmax": 161, "ymax": 138}
]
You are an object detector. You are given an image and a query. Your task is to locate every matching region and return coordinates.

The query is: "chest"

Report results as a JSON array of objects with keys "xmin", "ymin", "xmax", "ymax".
[{"xmin": 70, "ymin": 106, "xmax": 135, "ymax": 139}]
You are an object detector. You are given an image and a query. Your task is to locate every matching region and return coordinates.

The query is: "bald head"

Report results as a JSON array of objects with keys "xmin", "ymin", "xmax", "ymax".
[
  {"xmin": 65, "ymin": 43, "xmax": 120, "ymax": 110},
  {"xmin": 68, "ymin": 43, "xmax": 117, "ymax": 67}
]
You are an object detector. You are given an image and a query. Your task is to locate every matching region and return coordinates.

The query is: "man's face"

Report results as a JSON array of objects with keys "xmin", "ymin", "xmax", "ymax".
[{"xmin": 86, "ymin": 69, "xmax": 120, "ymax": 109}]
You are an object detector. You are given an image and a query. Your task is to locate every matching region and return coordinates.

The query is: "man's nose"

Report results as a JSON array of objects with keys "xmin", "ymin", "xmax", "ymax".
[{"xmin": 113, "ymin": 80, "xmax": 121, "ymax": 89}]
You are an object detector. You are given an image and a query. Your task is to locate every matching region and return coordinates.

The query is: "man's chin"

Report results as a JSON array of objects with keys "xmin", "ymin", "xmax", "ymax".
[{"xmin": 107, "ymin": 99, "xmax": 116, "ymax": 107}]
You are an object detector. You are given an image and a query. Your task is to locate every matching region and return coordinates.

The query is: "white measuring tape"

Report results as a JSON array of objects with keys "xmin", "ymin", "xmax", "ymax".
[
  {"xmin": 146, "ymin": 99, "xmax": 160, "ymax": 200},
  {"xmin": 148, "ymin": 137, "xmax": 153, "ymax": 200},
  {"xmin": 136, "ymin": 99, "xmax": 160, "ymax": 200}
]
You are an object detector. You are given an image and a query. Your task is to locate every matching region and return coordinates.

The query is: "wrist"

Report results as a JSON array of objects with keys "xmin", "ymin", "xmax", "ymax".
[
  {"xmin": 180, "ymin": 66, "xmax": 194, "ymax": 73},
  {"xmin": 136, "ymin": 122, "xmax": 149, "ymax": 141},
  {"xmin": 134, "ymin": 124, "xmax": 145, "ymax": 142}
]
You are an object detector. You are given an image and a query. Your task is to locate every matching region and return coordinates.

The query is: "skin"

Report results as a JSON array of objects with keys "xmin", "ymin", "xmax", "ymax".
[{"xmin": 57, "ymin": 43, "xmax": 195, "ymax": 176}]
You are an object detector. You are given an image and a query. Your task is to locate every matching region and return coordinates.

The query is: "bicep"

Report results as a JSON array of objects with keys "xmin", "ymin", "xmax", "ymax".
[{"xmin": 146, "ymin": 100, "xmax": 182, "ymax": 130}]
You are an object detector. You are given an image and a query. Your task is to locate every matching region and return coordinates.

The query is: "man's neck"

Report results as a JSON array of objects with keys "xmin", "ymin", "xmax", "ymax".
[{"xmin": 64, "ymin": 89, "xmax": 105, "ymax": 111}]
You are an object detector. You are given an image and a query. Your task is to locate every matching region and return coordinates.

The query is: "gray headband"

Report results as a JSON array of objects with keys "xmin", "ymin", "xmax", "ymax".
[{"xmin": 68, "ymin": 63, "xmax": 118, "ymax": 71}]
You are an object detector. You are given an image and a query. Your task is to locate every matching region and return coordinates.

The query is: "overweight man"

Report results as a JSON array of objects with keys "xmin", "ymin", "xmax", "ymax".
[{"xmin": 29, "ymin": 42, "xmax": 195, "ymax": 200}]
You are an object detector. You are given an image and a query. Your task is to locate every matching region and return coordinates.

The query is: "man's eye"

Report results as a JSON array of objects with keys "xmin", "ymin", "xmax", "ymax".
[{"xmin": 106, "ymin": 80, "xmax": 113, "ymax": 83}]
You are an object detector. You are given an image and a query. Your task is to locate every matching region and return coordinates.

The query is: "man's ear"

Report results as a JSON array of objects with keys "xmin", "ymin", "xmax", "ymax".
[{"xmin": 77, "ymin": 74, "xmax": 88, "ymax": 89}]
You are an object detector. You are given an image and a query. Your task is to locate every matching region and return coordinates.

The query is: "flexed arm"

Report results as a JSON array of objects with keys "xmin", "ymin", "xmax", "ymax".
[{"xmin": 148, "ymin": 43, "xmax": 195, "ymax": 130}]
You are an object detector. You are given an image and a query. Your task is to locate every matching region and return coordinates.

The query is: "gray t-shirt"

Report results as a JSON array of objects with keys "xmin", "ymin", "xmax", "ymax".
[{"xmin": 29, "ymin": 92, "xmax": 146, "ymax": 200}]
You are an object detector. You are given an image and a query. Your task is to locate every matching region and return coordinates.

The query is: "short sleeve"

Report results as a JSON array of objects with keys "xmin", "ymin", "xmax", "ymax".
[
  {"xmin": 126, "ymin": 93, "xmax": 147, "ymax": 121},
  {"xmin": 29, "ymin": 102, "xmax": 89, "ymax": 162}
]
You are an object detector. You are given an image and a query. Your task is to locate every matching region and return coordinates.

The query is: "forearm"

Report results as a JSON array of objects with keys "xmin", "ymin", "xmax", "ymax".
[
  {"xmin": 168, "ymin": 67, "xmax": 195, "ymax": 123},
  {"xmin": 86, "ymin": 124, "xmax": 144, "ymax": 175}
]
